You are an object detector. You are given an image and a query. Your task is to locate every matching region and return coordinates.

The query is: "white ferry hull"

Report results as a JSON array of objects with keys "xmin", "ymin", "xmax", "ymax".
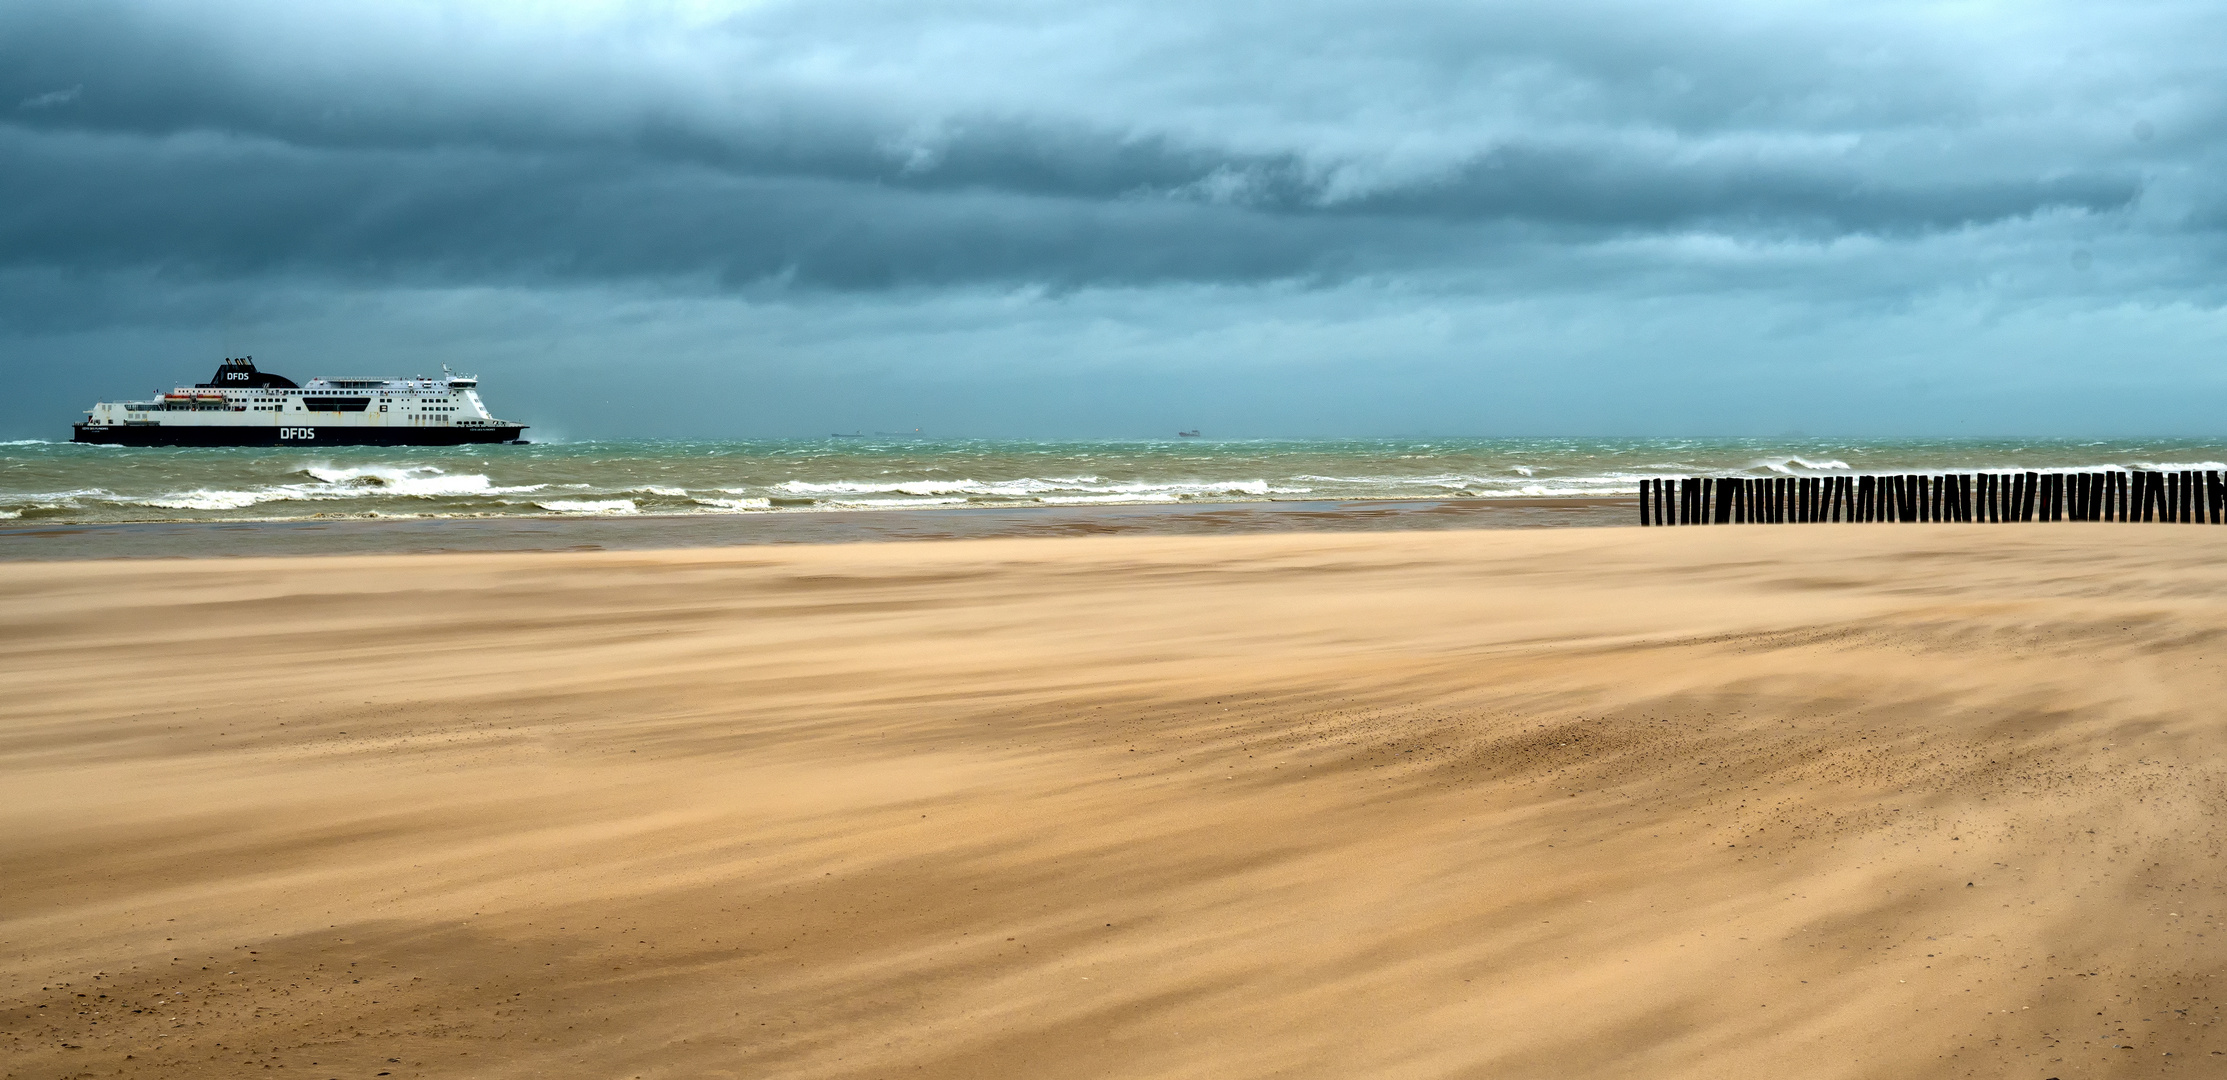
[
  {"xmin": 72, "ymin": 423, "xmax": 527, "ymax": 447},
  {"xmin": 72, "ymin": 357, "xmax": 530, "ymax": 448}
]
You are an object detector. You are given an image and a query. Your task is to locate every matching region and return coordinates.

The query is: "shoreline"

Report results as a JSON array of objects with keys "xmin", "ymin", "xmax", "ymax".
[{"xmin": 0, "ymin": 495, "xmax": 1630, "ymax": 560}]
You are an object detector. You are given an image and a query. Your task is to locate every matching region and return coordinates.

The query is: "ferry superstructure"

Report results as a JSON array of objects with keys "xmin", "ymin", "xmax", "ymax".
[{"xmin": 73, "ymin": 357, "xmax": 528, "ymax": 446}]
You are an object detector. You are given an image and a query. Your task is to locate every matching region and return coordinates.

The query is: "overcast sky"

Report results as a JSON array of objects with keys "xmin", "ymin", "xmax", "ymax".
[{"xmin": 4, "ymin": 0, "xmax": 2223, "ymax": 439}]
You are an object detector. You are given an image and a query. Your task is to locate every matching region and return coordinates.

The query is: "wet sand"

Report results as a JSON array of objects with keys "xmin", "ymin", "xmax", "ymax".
[
  {"xmin": 0, "ymin": 497, "xmax": 1627, "ymax": 561},
  {"xmin": 4, "ymin": 524, "xmax": 2225, "ymax": 1078}
]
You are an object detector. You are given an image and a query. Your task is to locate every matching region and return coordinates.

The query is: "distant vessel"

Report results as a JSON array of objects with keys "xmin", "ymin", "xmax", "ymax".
[
  {"xmin": 73, "ymin": 357, "xmax": 528, "ymax": 446},
  {"xmin": 1178, "ymin": 429, "xmax": 1201, "ymax": 438}
]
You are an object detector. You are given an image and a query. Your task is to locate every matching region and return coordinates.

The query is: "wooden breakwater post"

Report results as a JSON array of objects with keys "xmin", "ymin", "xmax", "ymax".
[{"xmin": 1640, "ymin": 470, "xmax": 2226, "ymax": 526}]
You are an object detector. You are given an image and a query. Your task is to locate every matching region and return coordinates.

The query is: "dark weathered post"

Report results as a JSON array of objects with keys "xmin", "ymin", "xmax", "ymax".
[{"xmin": 2024, "ymin": 472, "xmax": 2040, "ymax": 522}]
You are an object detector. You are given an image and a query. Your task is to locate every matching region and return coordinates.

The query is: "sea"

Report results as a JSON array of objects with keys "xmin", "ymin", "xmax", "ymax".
[{"xmin": 6, "ymin": 436, "xmax": 2227, "ymax": 526}]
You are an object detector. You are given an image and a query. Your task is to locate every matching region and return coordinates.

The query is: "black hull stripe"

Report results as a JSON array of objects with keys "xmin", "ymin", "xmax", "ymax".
[{"xmin": 72, "ymin": 425, "xmax": 528, "ymax": 447}]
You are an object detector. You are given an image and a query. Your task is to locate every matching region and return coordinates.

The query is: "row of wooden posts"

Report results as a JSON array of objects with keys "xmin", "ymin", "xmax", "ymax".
[{"xmin": 1639, "ymin": 470, "xmax": 2227, "ymax": 526}]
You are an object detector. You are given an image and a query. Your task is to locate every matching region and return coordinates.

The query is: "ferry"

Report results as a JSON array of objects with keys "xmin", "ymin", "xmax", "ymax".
[{"xmin": 72, "ymin": 357, "xmax": 528, "ymax": 446}]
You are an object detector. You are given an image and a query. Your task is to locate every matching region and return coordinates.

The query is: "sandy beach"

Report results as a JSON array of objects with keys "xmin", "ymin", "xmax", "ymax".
[{"xmin": 5, "ymin": 523, "xmax": 2225, "ymax": 1078}]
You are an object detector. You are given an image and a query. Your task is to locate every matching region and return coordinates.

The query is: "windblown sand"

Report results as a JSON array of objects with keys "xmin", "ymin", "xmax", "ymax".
[{"xmin": 4, "ymin": 526, "xmax": 2225, "ymax": 1079}]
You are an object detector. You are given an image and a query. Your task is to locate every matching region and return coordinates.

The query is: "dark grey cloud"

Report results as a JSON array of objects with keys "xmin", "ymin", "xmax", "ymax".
[
  {"xmin": 5, "ymin": 0, "xmax": 2226, "ymax": 440},
  {"xmin": 0, "ymin": 0, "xmax": 2192, "ymax": 295}
]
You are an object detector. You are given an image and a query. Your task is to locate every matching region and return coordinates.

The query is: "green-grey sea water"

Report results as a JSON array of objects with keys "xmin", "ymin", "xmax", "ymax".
[{"xmin": 5, "ymin": 437, "xmax": 2226, "ymax": 525}]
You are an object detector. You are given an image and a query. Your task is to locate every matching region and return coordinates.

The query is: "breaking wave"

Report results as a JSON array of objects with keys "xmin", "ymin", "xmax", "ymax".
[
  {"xmin": 10, "ymin": 437, "xmax": 2227, "ymax": 526},
  {"xmin": 537, "ymin": 498, "xmax": 638, "ymax": 514}
]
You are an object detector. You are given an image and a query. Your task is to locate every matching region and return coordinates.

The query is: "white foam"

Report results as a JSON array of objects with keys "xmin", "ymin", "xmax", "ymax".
[
  {"xmin": 142, "ymin": 489, "xmax": 266, "ymax": 511},
  {"xmin": 827, "ymin": 497, "xmax": 969, "ymax": 508},
  {"xmin": 299, "ymin": 465, "xmax": 539, "ymax": 498},
  {"xmin": 537, "ymin": 498, "xmax": 638, "ymax": 514},
  {"xmin": 1758, "ymin": 457, "xmax": 1853, "ymax": 474},
  {"xmin": 779, "ymin": 478, "xmax": 1066, "ymax": 497},
  {"xmin": 633, "ymin": 486, "xmax": 689, "ymax": 497},
  {"xmin": 1039, "ymin": 493, "xmax": 1181, "ymax": 505},
  {"xmin": 1478, "ymin": 485, "xmax": 1621, "ymax": 498},
  {"xmin": 2129, "ymin": 461, "xmax": 2227, "ymax": 472},
  {"xmin": 2, "ymin": 487, "xmax": 111, "ymax": 506},
  {"xmin": 692, "ymin": 496, "xmax": 772, "ymax": 510}
]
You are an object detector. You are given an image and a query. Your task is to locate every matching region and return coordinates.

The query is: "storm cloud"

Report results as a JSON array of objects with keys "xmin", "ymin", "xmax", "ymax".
[{"xmin": 4, "ymin": 0, "xmax": 2225, "ymax": 437}]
